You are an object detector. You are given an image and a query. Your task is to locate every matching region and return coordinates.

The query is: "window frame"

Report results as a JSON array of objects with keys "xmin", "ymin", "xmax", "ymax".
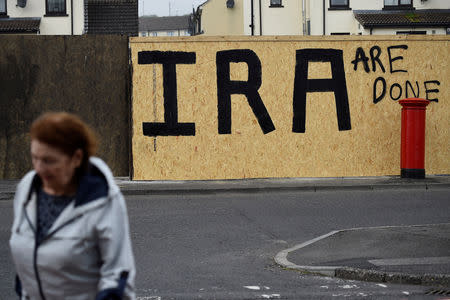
[
  {"xmin": 329, "ymin": 0, "xmax": 351, "ymax": 10},
  {"xmin": 269, "ymin": 0, "xmax": 283, "ymax": 8},
  {"xmin": 330, "ymin": 32, "xmax": 351, "ymax": 35},
  {"xmin": 396, "ymin": 30, "xmax": 427, "ymax": 35},
  {"xmin": 0, "ymin": 0, "xmax": 7, "ymax": 17},
  {"xmin": 45, "ymin": 0, "xmax": 68, "ymax": 17},
  {"xmin": 383, "ymin": 0, "xmax": 414, "ymax": 10}
]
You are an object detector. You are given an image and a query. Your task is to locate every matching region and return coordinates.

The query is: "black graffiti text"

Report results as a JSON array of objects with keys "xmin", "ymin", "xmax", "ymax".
[
  {"xmin": 138, "ymin": 49, "xmax": 352, "ymax": 137},
  {"xmin": 352, "ymin": 45, "xmax": 440, "ymax": 103},
  {"xmin": 373, "ymin": 78, "xmax": 441, "ymax": 103},
  {"xmin": 138, "ymin": 51, "xmax": 196, "ymax": 136}
]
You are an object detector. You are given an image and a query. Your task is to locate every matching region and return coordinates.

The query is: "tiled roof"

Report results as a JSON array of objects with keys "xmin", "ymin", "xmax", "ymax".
[
  {"xmin": 139, "ymin": 15, "xmax": 191, "ymax": 32},
  {"xmin": 354, "ymin": 9, "xmax": 450, "ymax": 28},
  {"xmin": 0, "ymin": 18, "xmax": 41, "ymax": 33},
  {"xmin": 85, "ymin": 0, "xmax": 138, "ymax": 35}
]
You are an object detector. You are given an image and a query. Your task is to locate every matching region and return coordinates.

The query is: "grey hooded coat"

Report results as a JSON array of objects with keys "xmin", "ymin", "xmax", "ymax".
[{"xmin": 9, "ymin": 157, "xmax": 136, "ymax": 300}]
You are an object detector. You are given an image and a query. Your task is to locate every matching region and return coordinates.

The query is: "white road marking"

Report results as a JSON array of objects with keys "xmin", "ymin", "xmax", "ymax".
[
  {"xmin": 340, "ymin": 284, "xmax": 358, "ymax": 289},
  {"xmin": 137, "ymin": 297, "xmax": 161, "ymax": 300},
  {"xmin": 244, "ymin": 285, "xmax": 261, "ymax": 290},
  {"xmin": 376, "ymin": 284, "xmax": 388, "ymax": 288},
  {"xmin": 274, "ymin": 230, "xmax": 340, "ymax": 276},
  {"xmin": 332, "ymin": 293, "xmax": 350, "ymax": 297},
  {"xmin": 358, "ymin": 292, "xmax": 368, "ymax": 297},
  {"xmin": 261, "ymin": 294, "xmax": 281, "ymax": 299},
  {"xmin": 369, "ymin": 256, "xmax": 450, "ymax": 266},
  {"xmin": 402, "ymin": 291, "xmax": 410, "ymax": 295}
]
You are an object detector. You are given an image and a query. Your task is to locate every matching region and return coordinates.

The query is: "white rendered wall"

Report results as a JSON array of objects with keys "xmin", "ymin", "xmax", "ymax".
[
  {"xmin": 139, "ymin": 30, "xmax": 191, "ymax": 37},
  {"xmin": 261, "ymin": 0, "xmax": 302, "ymax": 35},
  {"xmin": 201, "ymin": 0, "xmax": 244, "ymax": 35},
  {"xmin": 72, "ymin": 0, "xmax": 84, "ymax": 34},
  {"xmin": 244, "ymin": 0, "xmax": 303, "ymax": 35},
  {"xmin": 413, "ymin": 0, "xmax": 449, "ymax": 9}
]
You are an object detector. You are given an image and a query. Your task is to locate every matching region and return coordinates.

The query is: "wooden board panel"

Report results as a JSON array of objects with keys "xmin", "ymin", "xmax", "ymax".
[
  {"xmin": 0, "ymin": 35, "xmax": 130, "ymax": 179},
  {"xmin": 130, "ymin": 36, "xmax": 449, "ymax": 180}
]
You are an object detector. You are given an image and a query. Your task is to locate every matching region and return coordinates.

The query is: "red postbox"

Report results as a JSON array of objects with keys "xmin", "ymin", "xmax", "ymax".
[{"xmin": 399, "ymin": 98, "xmax": 430, "ymax": 179}]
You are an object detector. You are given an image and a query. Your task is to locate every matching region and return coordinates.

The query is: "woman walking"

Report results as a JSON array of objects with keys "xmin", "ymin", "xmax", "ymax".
[{"xmin": 10, "ymin": 112, "xmax": 136, "ymax": 300}]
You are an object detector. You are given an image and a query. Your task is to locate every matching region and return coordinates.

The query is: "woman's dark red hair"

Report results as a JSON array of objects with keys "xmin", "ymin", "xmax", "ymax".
[{"xmin": 30, "ymin": 112, "xmax": 98, "ymax": 172}]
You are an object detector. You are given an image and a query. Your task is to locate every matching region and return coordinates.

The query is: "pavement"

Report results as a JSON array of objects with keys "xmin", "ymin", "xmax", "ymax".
[
  {"xmin": 1, "ymin": 174, "xmax": 450, "ymax": 288},
  {"xmin": 275, "ymin": 223, "xmax": 450, "ymax": 289},
  {"xmin": 1, "ymin": 175, "xmax": 449, "ymax": 198}
]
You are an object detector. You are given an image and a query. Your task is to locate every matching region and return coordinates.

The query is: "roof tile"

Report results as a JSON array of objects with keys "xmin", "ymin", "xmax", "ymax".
[
  {"xmin": 0, "ymin": 18, "xmax": 41, "ymax": 33},
  {"xmin": 139, "ymin": 15, "xmax": 191, "ymax": 32},
  {"xmin": 85, "ymin": 1, "xmax": 138, "ymax": 35},
  {"xmin": 354, "ymin": 9, "xmax": 450, "ymax": 28}
]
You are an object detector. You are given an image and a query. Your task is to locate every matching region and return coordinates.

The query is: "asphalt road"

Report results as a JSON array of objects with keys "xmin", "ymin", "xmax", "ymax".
[{"xmin": 1, "ymin": 187, "xmax": 449, "ymax": 299}]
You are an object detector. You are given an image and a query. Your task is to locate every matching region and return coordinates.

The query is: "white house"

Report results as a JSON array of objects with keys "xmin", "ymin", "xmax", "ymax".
[
  {"xmin": 0, "ymin": 0, "xmax": 83, "ymax": 34},
  {"xmin": 0, "ymin": 0, "xmax": 138, "ymax": 35},
  {"xmin": 307, "ymin": 0, "xmax": 450, "ymax": 35},
  {"xmin": 139, "ymin": 15, "xmax": 192, "ymax": 37},
  {"xmin": 195, "ymin": 0, "xmax": 304, "ymax": 36},
  {"xmin": 194, "ymin": 0, "xmax": 449, "ymax": 36}
]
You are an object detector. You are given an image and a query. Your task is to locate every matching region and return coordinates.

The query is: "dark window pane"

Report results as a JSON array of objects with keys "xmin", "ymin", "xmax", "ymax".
[
  {"xmin": 270, "ymin": 0, "xmax": 282, "ymax": 6},
  {"xmin": 331, "ymin": 0, "xmax": 348, "ymax": 5},
  {"xmin": 48, "ymin": 0, "xmax": 65, "ymax": 13},
  {"xmin": 384, "ymin": 0, "xmax": 397, "ymax": 5},
  {"xmin": 0, "ymin": 0, "xmax": 5, "ymax": 13}
]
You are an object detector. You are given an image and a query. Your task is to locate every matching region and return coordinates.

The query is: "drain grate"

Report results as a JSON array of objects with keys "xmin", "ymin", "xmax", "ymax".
[{"xmin": 425, "ymin": 288, "xmax": 450, "ymax": 296}]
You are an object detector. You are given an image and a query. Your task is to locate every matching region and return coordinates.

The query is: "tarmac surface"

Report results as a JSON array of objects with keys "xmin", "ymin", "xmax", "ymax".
[{"xmin": 1, "ymin": 174, "xmax": 449, "ymax": 289}]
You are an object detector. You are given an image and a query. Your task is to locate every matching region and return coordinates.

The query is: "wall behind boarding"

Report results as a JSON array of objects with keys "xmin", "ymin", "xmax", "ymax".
[
  {"xmin": 201, "ymin": 0, "xmax": 244, "ymax": 35},
  {"xmin": 0, "ymin": 35, "xmax": 130, "ymax": 179},
  {"xmin": 130, "ymin": 35, "xmax": 449, "ymax": 180}
]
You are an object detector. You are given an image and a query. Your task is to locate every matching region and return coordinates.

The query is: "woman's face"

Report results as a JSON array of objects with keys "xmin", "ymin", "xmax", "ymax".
[{"xmin": 31, "ymin": 140, "xmax": 82, "ymax": 195}]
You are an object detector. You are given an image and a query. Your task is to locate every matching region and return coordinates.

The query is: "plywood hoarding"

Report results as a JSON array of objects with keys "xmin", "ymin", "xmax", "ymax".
[{"xmin": 131, "ymin": 36, "xmax": 448, "ymax": 180}]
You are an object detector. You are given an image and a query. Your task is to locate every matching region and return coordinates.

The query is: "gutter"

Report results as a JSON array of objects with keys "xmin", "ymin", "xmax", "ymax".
[
  {"xmin": 365, "ymin": 23, "xmax": 449, "ymax": 28},
  {"xmin": 323, "ymin": 0, "xmax": 326, "ymax": 35},
  {"xmin": 70, "ymin": 0, "xmax": 73, "ymax": 35},
  {"xmin": 302, "ymin": 0, "xmax": 306, "ymax": 35},
  {"xmin": 250, "ymin": 0, "xmax": 255, "ymax": 35},
  {"xmin": 259, "ymin": 0, "xmax": 262, "ymax": 35}
]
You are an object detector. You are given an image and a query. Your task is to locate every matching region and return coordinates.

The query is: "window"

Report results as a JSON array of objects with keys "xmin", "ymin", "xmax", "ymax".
[
  {"xmin": 46, "ymin": 0, "xmax": 67, "ymax": 16},
  {"xmin": 0, "ymin": 0, "xmax": 6, "ymax": 16},
  {"xmin": 384, "ymin": 0, "xmax": 413, "ymax": 10},
  {"xmin": 329, "ymin": 0, "xmax": 350, "ymax": 10},
  {"xmin": 270, "ymin": 0, "xmax": 283, "ymax": 8}
]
